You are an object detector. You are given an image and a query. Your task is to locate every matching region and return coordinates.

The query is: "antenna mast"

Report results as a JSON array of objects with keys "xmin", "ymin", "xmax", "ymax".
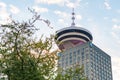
[{"xmin": 71, "ymin": 8, "xmax": 75, "ymax": 26}]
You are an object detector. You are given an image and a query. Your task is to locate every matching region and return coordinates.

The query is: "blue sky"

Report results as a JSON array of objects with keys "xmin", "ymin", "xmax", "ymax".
[{"xmin": 0, "ymin": 0, "xmax": 120, "ymax": 80}]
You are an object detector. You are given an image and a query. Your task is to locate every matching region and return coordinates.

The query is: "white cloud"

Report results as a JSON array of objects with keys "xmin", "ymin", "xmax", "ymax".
[
  {"xmin": 0, "ymin": 9, "xmax": 9, "ymax": 20},
  {"xmin": 66, "ymin": 1, "xmax": 75, "ymax": 8},
  {"xmin": 0, "ymin": 2, "xmax": 6, "ymax": 8},
  {"xmin": 58, "ymin": 19, "xmax": 64, "ymax": 23},
  {"xmin": 104, "ymin": 0, "xmax": 111, "ymax": 10},
  {"xmin": 58, "ymin": 18, "xmax": 66, "ymax": 25},
  {"xmin": 35, "ymin": 0, "xmax": 82, "ymax": 8},
  {"xmin": 117, "ymin": 9, "xmax": 120, "ymax": 14},
  {"xmin": 118, "ymin": 41, "xmax": 120, "ymax": 44},
  {"xmin": 9, "ymin": 4, "xmax": 20, "ymax": 14},
  {"xmin": 54, "ymin": 10, "xmax": 82, "ymax": 20},
  {"xmin": 76, "ymin": 15, "xmax": 82, "ymax": 20},
  {"xmin": 0, "ymin": 2, "xmax": 8, "ymax": 19},
  {"xmin": 54, "ymin": 10, "xmax": 70, "ymax": 18},
  {"xmin": 112, "ymin": 24, "xmax": 120, "ymax": 30},
  {"xmin": 32, "ymin": 6, "xmax": 48, "ymax": 13},
  {"xmin": 66, "ymin": 0, "xmax": 81, "ymax": 8},
  {"xmin": 112, "ymin": 57, "xmax": 120, "ymax": 80},
  {"xmin": 112, "ymin": 18, "xmax": 119, "ymax": 23},
  {"xmin": 0, "ymin": 2, "xmax": 10, "ymax": 24},
  {"xmin": 87, "ymin": 18, "xmax": 93, "ymax": 22},
  {"xmin": 35, "ymin": 0, "xmax": 82, "ymax": 9},
  {"xmin": 103, "ymin": 17, "xmax": 109, "ymax": 20},
  {"xmin": 54, "ymin": 10, "xmax": 70, "ymax": 26},
  {"xmin": 111, "ymin": 32, "xmax": 119, "ymax": 40},
  {"xmin": 75, "ymin": 24, "xmax": 84, "ymax": 27},
  {"xmin": 35, "ymin": 0, "xmax": 65, "ymax": 5},
  {"xmin": 111, "ymin": 24, "xmax": 120, "ymax": 46}
]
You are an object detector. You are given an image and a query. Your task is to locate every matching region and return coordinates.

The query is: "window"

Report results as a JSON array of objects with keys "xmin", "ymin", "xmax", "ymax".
[
  {"xmin": 82, "ymin": 52, "xmax": 84, "ymax": 58},
  {"xmin": 77, "ymin": 49, "xmax": 80, "ymax": 55},
  {"xmin": 70, "ymin": 59, "xmax": 72, "ymax": 64},
  {"xmin": 70, "ymin": 52, "xmax": 72, "ymax": 56},
  {"xmin": 77, "ymin": 56, "xmax": 80, "ymax": 62}
]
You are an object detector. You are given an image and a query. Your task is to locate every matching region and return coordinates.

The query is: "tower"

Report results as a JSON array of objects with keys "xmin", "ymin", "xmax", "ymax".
[
  {"xmin": 55, "ymin": 9, "xmax": 93, "ymax": 51},
  {"xmin": 55, "ymin": 9, "xmax": 113, "ymax": 80}
]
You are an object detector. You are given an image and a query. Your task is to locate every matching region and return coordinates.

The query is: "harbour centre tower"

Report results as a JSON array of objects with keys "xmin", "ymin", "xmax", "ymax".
[{"xmin": 55, "ymin": 10, "xmax": 113, "ymax": 80}]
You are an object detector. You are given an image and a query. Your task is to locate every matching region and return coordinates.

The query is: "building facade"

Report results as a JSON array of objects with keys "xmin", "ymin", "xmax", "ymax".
[{"xmin": 57, "ymin": 42, "xmax": 113, "ymax": 80}]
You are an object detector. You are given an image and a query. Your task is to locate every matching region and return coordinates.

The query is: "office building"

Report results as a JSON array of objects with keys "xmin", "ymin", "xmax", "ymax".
[{"xmin": 55, "ymin": 9, "xmax": 113, "ymax": 80}]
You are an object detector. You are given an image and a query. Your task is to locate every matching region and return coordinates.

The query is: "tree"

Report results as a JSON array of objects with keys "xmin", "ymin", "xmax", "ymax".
[
  {"xmin": 0, "ymin": 9, "xmax": 57, "ymax": 80},
  {"xmin": 55, "ymin": 65, "xmax": 88, "ymax": 80},
  {"xmin": 0, "ymin": 8, "xmax": 87, "ymax": 80}
]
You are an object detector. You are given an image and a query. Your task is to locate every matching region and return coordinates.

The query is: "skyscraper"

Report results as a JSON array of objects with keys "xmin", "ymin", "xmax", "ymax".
[{"xmin": 55, "ymin": 9, "xmax": 113, "ymax": 80}]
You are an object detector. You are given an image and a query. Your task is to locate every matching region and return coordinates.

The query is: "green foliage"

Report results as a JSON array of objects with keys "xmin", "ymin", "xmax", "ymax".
[
  {"xmin": 55, "ymin": 65, "xmax": 88, "ymax": 80},
  {"xmin": 0, "ymin": 9, "xmax": 57, "ymax": 80}
]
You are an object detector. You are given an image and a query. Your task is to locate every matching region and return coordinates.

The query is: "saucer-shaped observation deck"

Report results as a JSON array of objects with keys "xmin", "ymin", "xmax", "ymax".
[{"xmin": 55, "ymin": 26, "xmax": 93, "ymax": 51}]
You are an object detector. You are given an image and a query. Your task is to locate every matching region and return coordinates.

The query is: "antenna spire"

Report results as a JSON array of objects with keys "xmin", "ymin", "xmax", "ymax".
[{"xmin": 71, "ymin": 8, "xmax": 75, "ymax": 26}]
